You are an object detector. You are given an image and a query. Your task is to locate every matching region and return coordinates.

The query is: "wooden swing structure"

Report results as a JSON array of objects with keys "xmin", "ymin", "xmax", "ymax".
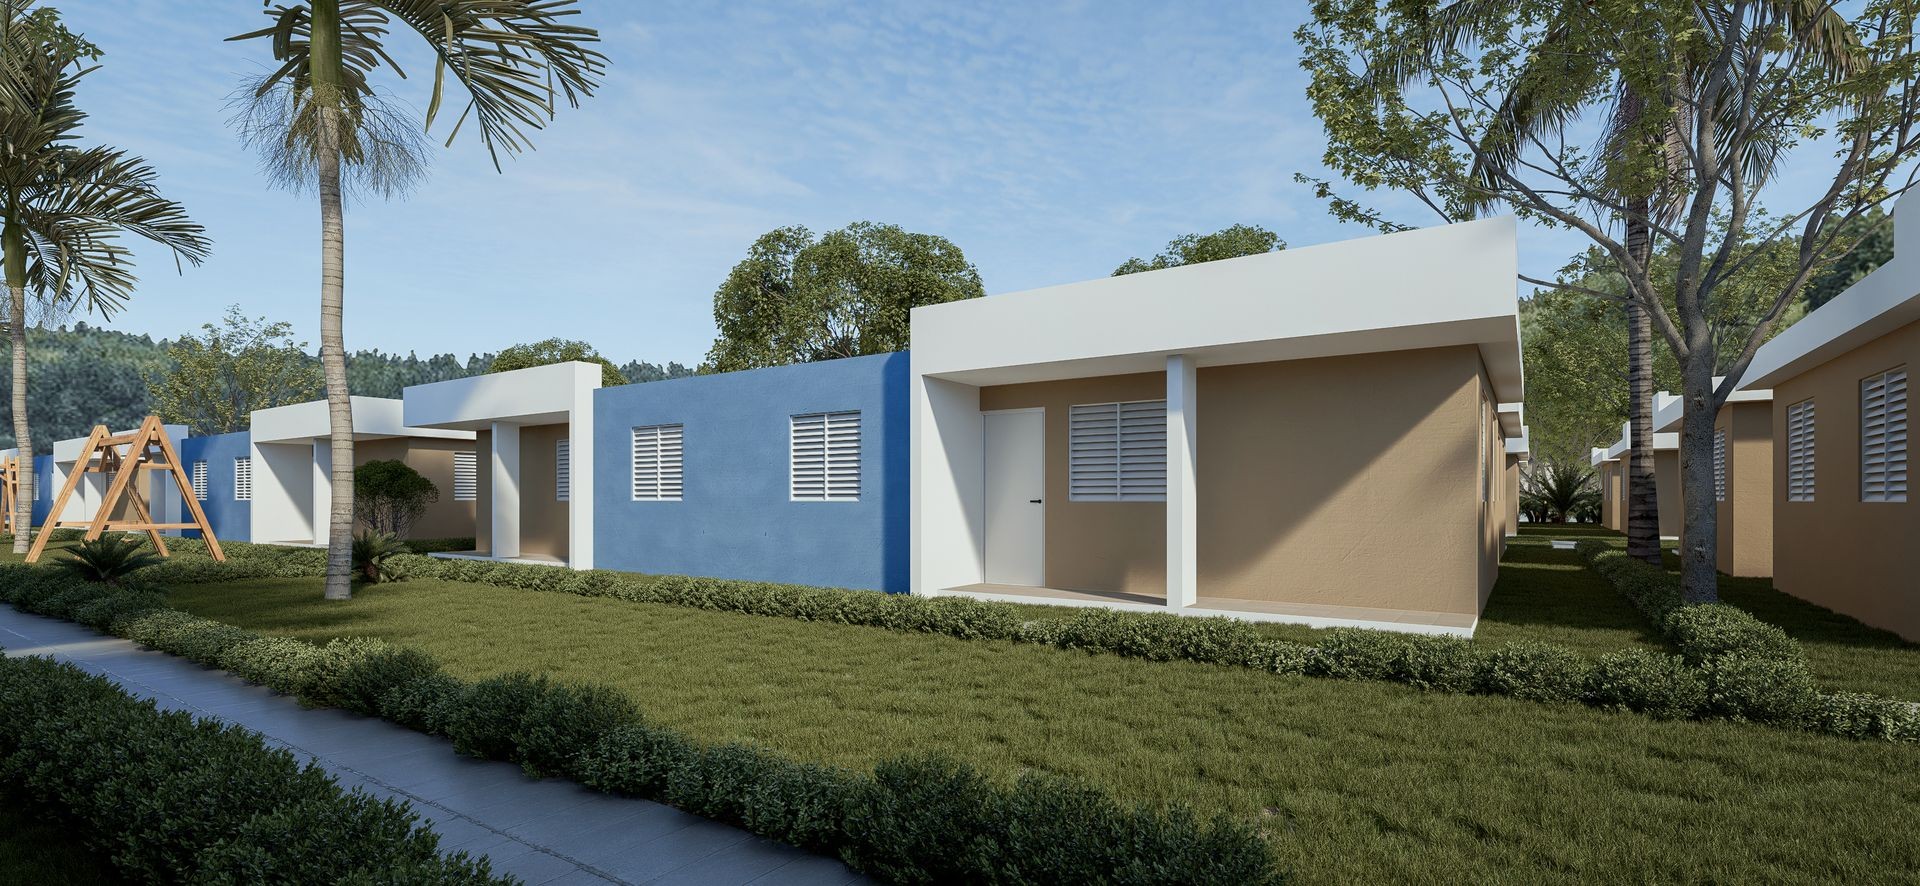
[
  {"xmin": 1, "ymin": 452, "xmax": 17, "ymax": 537},
  {"xmin": 25, "ymin": 416, "xmax": 225, "ymax": 564}
]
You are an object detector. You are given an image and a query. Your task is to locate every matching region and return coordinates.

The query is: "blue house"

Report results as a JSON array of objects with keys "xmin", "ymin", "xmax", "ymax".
[{"xmin": 174, "ymin": 431, "xmax": 252, "ymax": 542}]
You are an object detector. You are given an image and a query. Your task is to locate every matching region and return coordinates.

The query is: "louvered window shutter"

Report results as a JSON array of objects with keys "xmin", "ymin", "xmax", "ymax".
[
  {"xmin": 234, "ymin": 457, "xmax": 252, "ymax": 501},
  {"xmin": 192, "ymin": 460, "xmax": 209, "ymax": 501},
  {"xmin": 1713, "ymin": 430, "xmax": 1727, "ymax": 502},
  {"xmin": 1786, "ymin": 400, "xmax": 1816, "ymax": 502},
  {"xmin": 1863, "ymin": 367, "xmax": 1908, "ymax": 502},
  {"xmin": 1070, "ymin": 400, "xmax": 1167, "ymax": 501},
  {"xmin": 791, "ymin": 412, "xmax": 860, "ymax": 501},
  {"xmin": 453, "ymin": 452, "xmax": 477, "ymax": 501},
  {"xmin": 631, "ymin": 425, "xmax": 684, "ymax": 501},
  {"xmin": 556, "ymin": 439, "xmax": 571, "ymax": 502}
]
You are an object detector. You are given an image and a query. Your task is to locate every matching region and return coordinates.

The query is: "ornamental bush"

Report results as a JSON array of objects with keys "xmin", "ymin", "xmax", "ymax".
[{"xmin": 1584, "ymin": 649, "xmax": 1707, "ymax": 720}]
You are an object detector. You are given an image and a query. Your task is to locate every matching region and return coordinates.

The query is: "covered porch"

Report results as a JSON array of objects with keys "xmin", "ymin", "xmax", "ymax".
[{"xmin": 249, "ymin": 397, "xmax": 476, "ymax": 546}]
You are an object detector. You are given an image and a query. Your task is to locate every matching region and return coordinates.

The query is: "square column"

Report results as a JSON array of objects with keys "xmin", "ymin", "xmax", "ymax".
[
  {"xmin": 310, "ymin": 441, "xmax": 330, "ymax": 544},
  {"xmin": 1166, "ymin": 354, "xmax": 1198, "ymax": 608},
  {"xmin": 490, "ymin": 422, "xmax": 522, "ymax": 559}
]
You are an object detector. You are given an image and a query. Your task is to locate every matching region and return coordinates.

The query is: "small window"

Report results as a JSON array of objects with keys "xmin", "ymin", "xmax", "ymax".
[
  {"xmin": 1863, "ymin": 367, "xmax": 1908, "ymax": 502},
  {"xmin": 191, "ymin": 460, "xmax": 209, "ymax": 501},
  {"xmin": 556, "ymin": 439, "xmax": 571, "ymax": 502},
  {"xmin": 1786, "ymin": 399, "xmax": 1816, "ymax": 502},
  {"xmin": 632, "ymin": 424, "xmax": 684, "ymax": 501},
  {"xmin": 1713, "ymin": 430, "xmax": 1727, "ymax": 502},
  {"xmin": 1069, "ymin": 400, "xmax": 1166, "ymax": 501},
  {"xmin": 791, "ymin": 411, "xmax": 861, "ymax": 501},
  {"xmin": 233, "ymin": 457, "xmax": 252, "ymax": 501},
  {"xmin": 452, "ymin": 451, "xmax": 477, "ymax": 502}
]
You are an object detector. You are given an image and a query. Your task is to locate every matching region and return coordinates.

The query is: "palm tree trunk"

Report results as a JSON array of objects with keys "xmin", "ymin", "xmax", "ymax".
[
  {"xmin": 312, "ymin": 0, "xmax": 354, "ymax": 601},
  {"xmin": 1624, "ymin": 207, "xmax": 1662, "ymax": 565},
  {"xmin": 3, "ymin": 219, "xmax": 32, "ymax": 554}
]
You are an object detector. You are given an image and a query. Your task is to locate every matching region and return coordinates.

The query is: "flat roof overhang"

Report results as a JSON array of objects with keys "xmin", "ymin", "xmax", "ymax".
[
  {"xmin": 402, "ymin": 361, "xmax": 603, "ymax": 432},
  {"xmin": 1746, "ymin": 194, "xmax": 1920, "ymax": 389},
  {"xmin": 252, "ymin": 397, "xmax": 475, "ymax": 445},
  {"xmin": 1652, "ymin": 382, "xmax": 1773, "ymax": 434},
  {"xmin": 911, "ymin": 216, "xmax": 1524, "ymax": 400}
]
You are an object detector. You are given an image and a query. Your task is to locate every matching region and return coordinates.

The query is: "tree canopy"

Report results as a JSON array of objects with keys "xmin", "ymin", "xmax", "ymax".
[
  {"xmin": 1112, "ymin": 224, "xmax": 1285, "ymax": 275},
  {"xmin": 488, "ymin": 338, "xmax": 628, "ymax": 387},
  {"xmin": 705, "ymin": 222, "xmax": 984, "ymax": 372},
  {"xmin": 145, "ymin": 306, "xmax": 321, "ymax": 437}
]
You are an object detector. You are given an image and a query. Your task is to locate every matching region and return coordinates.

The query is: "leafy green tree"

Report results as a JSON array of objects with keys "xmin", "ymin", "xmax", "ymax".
[
  {"xmin": 1112, "ymin": 224, "xmax": 1285, "ymax": 275},
  {"xmin": 145, "ymin": 307, "xmax": 322, "ymax": 436},
  {"xmin": 1299, "ymin": 1, "xmax": 1918, "ymax": 601},
  {"xmin": 488, "ymin": 338, "xmax": 627, "ymax": 386},
  {"xmin": 352, "ymin": 459, "xmax": 437, "ymax": 538},
  {"xmin": 1520, "ymin": 460, "xmax": 1600, "ymax": 524},
  {"xmin": 0, "ymin": 323, "xmax": 173, "ymax": 452},
  {"xmin": 230, "ymin": 0, "xmax": 606, "ymax": 600},
  {"xmin": 1805, "ymin": 209, "xmax": 1895, "ymax": 311},
  {"xmin": 1, "ymin": 3, "xmax": 210, "ymax": 553},
  {"xmin": 706, "ymin": 222, "xmax": 984, "ymax": 371}
]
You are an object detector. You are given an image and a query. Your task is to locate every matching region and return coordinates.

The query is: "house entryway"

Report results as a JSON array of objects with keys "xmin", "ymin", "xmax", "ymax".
[{"xmin": 982, "ymin": 409, "xmax": 1044, "ymax": 586}]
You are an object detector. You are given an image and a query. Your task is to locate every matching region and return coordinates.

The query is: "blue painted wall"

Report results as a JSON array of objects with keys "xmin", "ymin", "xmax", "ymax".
[
  {"xmin": 175, "ymin": 432, "xmax": 252, "ymax": 542},
  {"xmin": 30, "ymin": 455, "xmax": 51, "ymax": 526},
  {"xmin": 593, "ymin": 352, "xmax": 909, "ymax": 592}
]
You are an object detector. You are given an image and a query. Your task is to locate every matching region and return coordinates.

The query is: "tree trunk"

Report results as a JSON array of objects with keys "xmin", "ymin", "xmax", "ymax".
[
  {"xmin": 3, "ymin": 220, "xmax": 31, "ymax": 554},
  {"xmin": 1677, "ymin": 352, "xmax": 1721, "ymax": 603},
  {"xmin": 313, "ymin": 0, "xmax": 354, "ymax": 601},
  {"xmin": 1624, "ymin": 209, "xmax": 1662, "ymax": 564}
]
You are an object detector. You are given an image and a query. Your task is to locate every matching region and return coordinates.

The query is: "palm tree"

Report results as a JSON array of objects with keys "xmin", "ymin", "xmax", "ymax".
[
  {"xmin": 1520, "ymin": 460, "xmax": 1599, "ymax": 524},
  {"xmin": 1379, "ymin": 0, "xmax": 1857, "ymax": 575},
  {"xmin": 0, "ymin": 3, "xmax": 211, "ymax": 553},
  {"xmin": 228, "ymin": 1, "xmax": 606, "ymax": 600}
]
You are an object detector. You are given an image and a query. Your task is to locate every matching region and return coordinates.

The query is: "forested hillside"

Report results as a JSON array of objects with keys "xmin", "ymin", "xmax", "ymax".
[{"xmin": 0, "ymin": 323, "xmax": 693, "ymax": 452}]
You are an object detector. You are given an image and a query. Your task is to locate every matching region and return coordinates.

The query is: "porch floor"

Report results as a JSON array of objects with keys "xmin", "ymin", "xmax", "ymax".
[
  {"xmin": 942, "ymin": 583, "xmax": 1476, "ymax": 635},
  {"xmin": 427, "ymin": 551, "xmax": 568, "ymax": 568}
]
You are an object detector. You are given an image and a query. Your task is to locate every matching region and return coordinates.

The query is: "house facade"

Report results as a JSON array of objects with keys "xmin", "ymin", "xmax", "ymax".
[
  {"xmin": 249, "ymin": 397, "xmax": 477, "ymax": 546},
  {"xmin": 1653, "ymin": 383, "xmax": 1774, "ymax": 577},
  {"xmin": 1744, "ymin": 196, "xmax": 1916, "ymax": 640},
  {"xmin": 1592, "ymin": 399, "xmax": 1681, "ymax": 538},
  {"xmin": 910, "ymin": 216, "xmax": 1524, "ymax": 635}
]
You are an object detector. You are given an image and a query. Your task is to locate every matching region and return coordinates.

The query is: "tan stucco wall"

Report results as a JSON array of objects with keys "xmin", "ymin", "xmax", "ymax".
[
  {"xmin": 1600, "ymin": 462, "xmax": 1625, "ymax": 530},
  {"xmin": 1505, "ymin": 455, "xmax": 1520, "ymax": 535},
  {"xmin": 471, "ymin": 424, "xmax": 569, "ymax": 559},
  {"xmin": 980, "ymin": 373, "xmax": 1166, "ymax": 595},
  {"xmin": 979, "ymin": 345, "xmax": 1490, "ymax": 616},
  {"xmin": 1715, "ymin": 401, "xmax": 1774, "ymax": 577},
  {"xmin": 1655, "ymin": 450, "xmax": 1681, "ymax": 538},
  {"xmin": 354, "ymin": 438, "xmax": 476, "ymax": 541},
  {"xmin": 1772, "ymin": 318, "xmax": 1918, "ymax": 640}
]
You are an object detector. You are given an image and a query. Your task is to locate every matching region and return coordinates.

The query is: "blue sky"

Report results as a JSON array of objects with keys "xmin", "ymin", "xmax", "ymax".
[{"xmin": 47, "ymin": 1, "xmax": 1818, "ymax": 367}]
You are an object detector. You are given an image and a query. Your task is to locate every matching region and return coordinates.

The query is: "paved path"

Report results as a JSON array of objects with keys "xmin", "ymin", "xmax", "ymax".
[{"xmin": 0, "ymin": 606, "xmax": 866, "ymax": 886}]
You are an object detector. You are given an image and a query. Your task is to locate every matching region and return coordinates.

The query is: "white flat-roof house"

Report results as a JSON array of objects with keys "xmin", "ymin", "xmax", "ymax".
[
  {"xmin": 910, "ymin": 216, "xmax": 1525, "ymax": 635},
  {"xmin": 249, "ymin": 397, "xmax": 477, "ymax": 546},
  {"xmin": 402, "ymin": 361, "xmax": 601, "ymax": 568}
]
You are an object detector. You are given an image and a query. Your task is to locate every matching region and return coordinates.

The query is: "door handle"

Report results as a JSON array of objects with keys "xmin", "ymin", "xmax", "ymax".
[{"xmin": 1029, "ymin": 499, "xmax": 1043, "ymax": 504}]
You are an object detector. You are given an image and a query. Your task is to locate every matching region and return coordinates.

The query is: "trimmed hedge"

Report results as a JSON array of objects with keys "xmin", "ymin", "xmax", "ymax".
[
  {"xmin": 149, "ymin": 539, "xmax": 1920, "ymax": 741},
  {"xmin": 0, "ymin": 650, "xmax": 502, "ymax": 884},
  {"xmin": 0, "ymin": 567, "xmax": 1283, "ymax": 884}
]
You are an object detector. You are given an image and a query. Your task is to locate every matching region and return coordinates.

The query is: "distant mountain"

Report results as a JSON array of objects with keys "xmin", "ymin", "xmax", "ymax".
[{"xmin": 0, "ymin": 323, "xmax": 694, "ymax": 453}]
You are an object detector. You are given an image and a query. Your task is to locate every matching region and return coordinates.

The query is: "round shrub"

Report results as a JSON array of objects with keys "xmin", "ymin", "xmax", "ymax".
[
  {"xmin": 1476, "ymin": 641, "xmax": 1593, "ymax": 703},
  {"xmin": 1700, "ymin": 654, "xmax": 1819, "ymax": 725},
  {"xmin": 1585, "ymin": 649, "xmax": 1707, "ymax": 720},
  {"xmin": 1663, "ymin": 603, "xmax": 1801, "ymax": 664}
]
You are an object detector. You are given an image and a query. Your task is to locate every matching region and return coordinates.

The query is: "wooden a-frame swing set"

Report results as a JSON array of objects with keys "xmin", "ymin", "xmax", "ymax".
[{"xmin": 23, "ymin": 416, "xmax": 225, "ymax": 564}]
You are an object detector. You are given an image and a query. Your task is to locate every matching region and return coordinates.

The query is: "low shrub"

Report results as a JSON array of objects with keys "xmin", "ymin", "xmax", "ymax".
[
  {"xmin": 1476, "ymin": 641, "xmax": 1593, "ymax": 703},
  {"xmin": 1813, "ymin": 692, "xmax": 1920, "ymax": 742},
  {"xmin": 1584, "ymin": 649, "xmax": 1707, "ymax": 720},
  {"xmin": 1699, "ymin": 655, "xmax": 1819, "ymax": 726},
  {"xmin": 0, "ymin": 653, "xmax": 501, "ymax": 884}
]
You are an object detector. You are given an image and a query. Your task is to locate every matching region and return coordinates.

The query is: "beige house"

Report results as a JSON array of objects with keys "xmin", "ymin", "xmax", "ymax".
[
  {"xmin": 249, "ymin": 398, "xmax": 477, "ymax": 545},
  {"xmin": 1653, "ymin": 383, "xmax": 1774, "ymax": 577},
  {"xmin": 1744, "ymin": 197, "xmax": 1916, "ymax": 640},
  {"xmin": 1591, "ymin": 398, "xmax": 1680, "ymax": 537},
  {"xmin": 911, "ymin": 216, "xmax": 1524, "ymax": 636}
]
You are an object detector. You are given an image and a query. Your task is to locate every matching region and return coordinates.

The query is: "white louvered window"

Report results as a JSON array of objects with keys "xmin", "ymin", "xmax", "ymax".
[
  {"xmin": 233, "ymin": 457, "xmax": 252, "ymax": 501},
  {"xmin": 1069, "ymin": 400, "xmax": 1167, "ymax": 501},
  {"xmin": 1786, "ymin": 399, "xmax": 1816, "ymax": 502},
  {"xmin": 791, "ymin": 411, "xmax": 861, "ymax": 501},
  {"xmin": 452, "ymin": 452, "xmax": 477, "ymax": 502},
  {"xmin": 556, "ymin": 439, "xmax": 571, "ymax": 502},
  {"xmin": 1862, "ymin": 366, "xmax": 1908, "ymax": 503},
  {"xmin": 1713, "ymin": 430, "xmax": 1728, "ymax": 502},
  {"xmin": 631, "ymin": 424, "xmax": 684, "ymax": 501},
  {"xmin": 191, "ymin": 460, "xmax": 208, "ymax": 501}
]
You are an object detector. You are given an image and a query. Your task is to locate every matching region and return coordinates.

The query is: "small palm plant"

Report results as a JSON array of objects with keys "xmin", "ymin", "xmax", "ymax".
[
  {"xmin": 52, "ymin": 535, "xmax": 164, "ymax": 585},
  {"xmin": 351, "ymin": 529, "xmax": 411, "ymax": 584},
  {"xmin": 1521, "ymin": 461, "xmax": 1601, "ymax": 525}
]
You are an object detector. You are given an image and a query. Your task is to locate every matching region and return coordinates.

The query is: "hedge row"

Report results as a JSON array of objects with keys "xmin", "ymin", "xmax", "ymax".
[
  {"xmin": 1576, "ymin": 540, "xmax": 1920, "ymax": 735},
  {"xmin": 0, "ymin": 649, "xmax": 501, "ymax": 884},
  {"xmin": 0, "ymin": 566, "xmax": 1282, "ymax": 885},
  {"xmin": 155, "ymin": 539, "xmax": 1920, "ymax": 740}
]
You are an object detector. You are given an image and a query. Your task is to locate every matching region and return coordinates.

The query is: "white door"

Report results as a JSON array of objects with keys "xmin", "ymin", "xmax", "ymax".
[{"xmin": 983, "ymin": 410, "xmax": 1045, "ymax": 586}]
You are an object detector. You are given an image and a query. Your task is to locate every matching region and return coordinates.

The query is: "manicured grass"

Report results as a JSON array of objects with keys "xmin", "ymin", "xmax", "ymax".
[
  {"xmin": 168, "ymin": 573, "xmax": 1920, "ymax": 883},
  {"xmin": 1474, "ymin": 534, "xmax": 1666, "ymax": 656},
  {"xmin": 1712, "ymin": 573, "xmax": 1920, "ymax": 700},
  {"xmin": 0, "ymin": 795, "xmax": 120, "ymax": 885}
]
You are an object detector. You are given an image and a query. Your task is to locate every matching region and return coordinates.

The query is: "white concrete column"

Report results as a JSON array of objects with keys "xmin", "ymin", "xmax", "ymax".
[
  {"xmin": 568, "ymin": 375, "xmax": 595, "ymax": 571},
  {"xmin": 490, "ymin": 422, "xmax": 522, "ymax": 559},
  {"xmin": 1166, "ymin": 354, "xmax": 1198, "ymax": 609},
  {"xmin": 310, "ymin": 441, "xmax": 331, "ymax": 545}
]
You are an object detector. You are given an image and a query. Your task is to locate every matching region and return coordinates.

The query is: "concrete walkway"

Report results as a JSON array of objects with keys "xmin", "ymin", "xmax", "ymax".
[{"xmin": 0, "ymin": 606, "xmax": 866, "ymax": 886}]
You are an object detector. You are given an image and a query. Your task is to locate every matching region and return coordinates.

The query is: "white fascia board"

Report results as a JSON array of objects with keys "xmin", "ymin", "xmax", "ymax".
[
  {"xmin": 1591, "ymin": 446, "xmax": 1609, "ymax": 467},
  {"xmin": 53, "ymin": 424, "xmax": 188, "ymax": 464},
  {"xmin": 1497, "ymin": 401, "xmax": 1524, "ymax": 436},
  {"xmin": 1746, "ymin": 193, "xmax": 1920, "ymax": 388},
  {"xmin": 911, "ymin": 216, "xmax": 1523, "ymax": 401},
  {"xmin": 252, "ymin": 396, "xmax": 477, "ymax": 444},
  {"xmin": 1652, "ymin": 380, "xmax": 1773, "ymax": 433},
  {"xmin": 403, "ymin": 362, "xmax": 604, "ymax": 431},
  {"xmin": 1504, "ymin": 426, "xmax": 1530, "ymax": 457}
]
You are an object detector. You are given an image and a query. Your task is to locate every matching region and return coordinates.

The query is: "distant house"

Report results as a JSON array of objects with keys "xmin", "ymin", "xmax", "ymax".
[
  {"xmin": 1652, "ymin": 382, "xmax": 1774, "ymax": 577},
  {"xmin": 909, "ymin": 216, "xmax": 1525, "ymax": 636},
  {"xmin": 1591, "ymin": 394, "xmax": 1682, "ymax": 539},
  {"xmin": 1743, "ymin": 194, "xmax": 1915, "ymax": 640}
]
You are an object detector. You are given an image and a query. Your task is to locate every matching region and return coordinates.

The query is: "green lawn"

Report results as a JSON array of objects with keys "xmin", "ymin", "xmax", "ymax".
[
  {"xmin": 0, "ymin": 796, "xmax": 120, "ymax": 885},
  {"xmin": 167, "ymin": 570, "xmax": 1920, "ymax": 883}
]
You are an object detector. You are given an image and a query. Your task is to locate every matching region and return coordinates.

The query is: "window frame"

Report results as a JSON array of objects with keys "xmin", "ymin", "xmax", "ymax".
[
  {"xmin": 1786, "ymin": 399, "xmax": 1816, "ymax": 503},
  {"xmin": 790, "ymin": 411, "xmax": 862, "ymax": 502},
  {"xmin": 1861, "ymin": 366, "xmax": 1908, "ymax": 503},
  {"xmin": 631, "ymin": 423, "xmax": 684, "ymax": 502}
]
